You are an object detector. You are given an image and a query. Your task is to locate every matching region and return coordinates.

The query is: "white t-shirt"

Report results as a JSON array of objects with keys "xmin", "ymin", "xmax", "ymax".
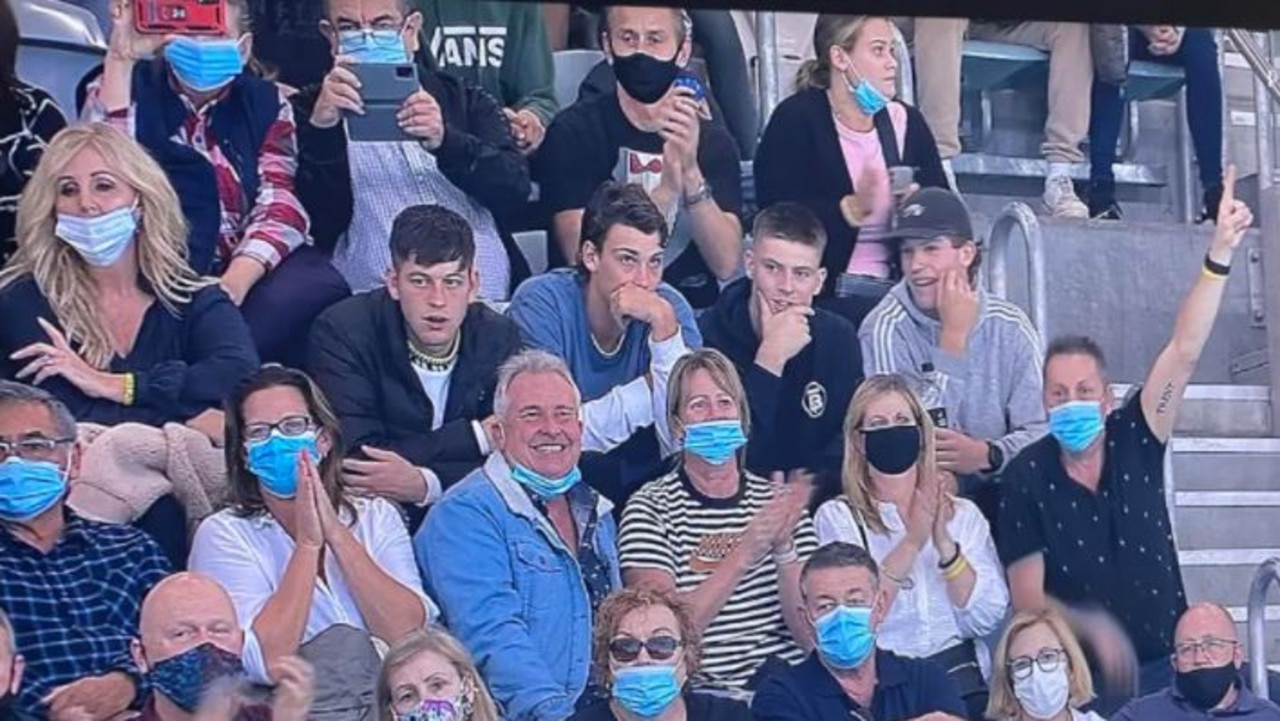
[{"xmin": 189, "ymin": 496, "xmax": 437, "ymax": 682}]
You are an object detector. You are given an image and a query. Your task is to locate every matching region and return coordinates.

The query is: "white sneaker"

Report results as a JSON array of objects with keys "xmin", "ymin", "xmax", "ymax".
[
  {"xmin": 1043, "ymin": 174, "xmax": 1089, "ymax": 219},
  {"xmin": 942, "ymin": 158, "xmax": 959, "ymax": 194}
]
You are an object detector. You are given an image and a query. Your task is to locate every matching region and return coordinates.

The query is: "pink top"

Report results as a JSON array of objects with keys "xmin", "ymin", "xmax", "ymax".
[{"xmin": 835, "ymin": 103, "xmax": 907, "ymax": 279}]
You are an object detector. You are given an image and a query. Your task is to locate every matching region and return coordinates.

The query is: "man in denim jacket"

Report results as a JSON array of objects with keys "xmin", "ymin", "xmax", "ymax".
[{"xmin": 414, "ymin": 349, "xmax": 621, "ymax": 721}]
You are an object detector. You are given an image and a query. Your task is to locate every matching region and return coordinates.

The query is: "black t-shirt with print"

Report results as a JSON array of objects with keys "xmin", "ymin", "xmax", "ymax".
[
  {"xmin": 535, "ymin": 91, "xmax": 743, "ymax": 309},
  {"xmin": 997, "ymin": 390, "xmax": 1187, "ymax": 664}
]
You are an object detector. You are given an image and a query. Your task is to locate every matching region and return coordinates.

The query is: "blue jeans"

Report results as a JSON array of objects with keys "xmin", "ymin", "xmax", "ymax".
[{"xmin": 1088, "ymin": 28, "xmax": 1223, "ymax": 199}]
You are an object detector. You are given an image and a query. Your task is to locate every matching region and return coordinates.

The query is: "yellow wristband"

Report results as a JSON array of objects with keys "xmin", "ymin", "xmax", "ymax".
[
  {"xmin": 1201, "ymin": 265, "xmax": 1227, "ymax": 281},
  {"xmin": 942, "ymin": 555, "xmax": 970, "ymax": 581},
  {"xmin": 123, "ymin": 373, "xmax": 136, "ymax": 406}
]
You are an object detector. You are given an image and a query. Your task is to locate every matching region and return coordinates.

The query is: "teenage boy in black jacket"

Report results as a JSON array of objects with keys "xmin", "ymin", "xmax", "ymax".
[
  {"xmin": 292, "ymin": 0, "xmax": 532, "ymax": 301},
  {"xmin": 308, "ymin": 204, "xmax": 681, "ymax": 530},
  {"xmin": 699, "ymin": 202, "xmax": 863, "ymax": 507}
]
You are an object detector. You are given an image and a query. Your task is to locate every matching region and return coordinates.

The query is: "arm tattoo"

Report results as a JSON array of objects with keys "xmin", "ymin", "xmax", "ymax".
[{"xmin": 1155, "ymin": 381, "xmax": 1177, "ymax": 416}]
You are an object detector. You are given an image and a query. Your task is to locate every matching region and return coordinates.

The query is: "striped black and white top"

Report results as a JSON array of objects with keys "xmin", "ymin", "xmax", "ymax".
[{"xmin": 619, "ymin": 468, "xmax": 818, "ymax": 691}]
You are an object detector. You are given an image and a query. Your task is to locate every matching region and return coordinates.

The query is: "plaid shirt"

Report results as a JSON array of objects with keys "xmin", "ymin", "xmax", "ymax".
[
  {"xmin": 0, "ymin": 510, "xmax": 172, "ymax": 718},
  {"xmin": 83, "ymin": 74, "xmax": 309, "ymax": 271}
]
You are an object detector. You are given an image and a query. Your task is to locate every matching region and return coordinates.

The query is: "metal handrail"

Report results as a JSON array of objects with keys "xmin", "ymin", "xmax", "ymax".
[
  {"xmin": 1227, "ymin": 29, "xmax": 1280, "ymax": 107},
  {"xmin": 1248, "ymin": 558, "xmax": 1280, "ymax": 694},
  {"xmin": 755, "ymin": 12, "xmax": 781, "ymax": 133},
  {"xmin": 985, "ymin": 201, "xmax": 1048, "ymax": 336},
  {"xmin": 892, "ymin": 25, "xmax": 915, "ymax": 106}
]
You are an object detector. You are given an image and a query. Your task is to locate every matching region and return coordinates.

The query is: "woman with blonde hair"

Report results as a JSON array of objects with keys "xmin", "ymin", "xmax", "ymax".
[
  {"xmin": 375, "ymin": 627, "xmax": 499, "ymax": 721},
  {"xmin": 987, "ymin": 609, "xmax": 1104, "ymax": 721},
  {"xmin": 813, "ymin": 373, "xmax": 1008, "ymax": 721},
  {"xmin": 0, "ymin": 122, "xmax": 258, "ymax": 441},
  {"xmin": 753, "ymin": 14, "xmax": 948, "ymax": 313},
  {"xmin": 618, "ymin": 348, "xmax": 817, "ymax": 693}
]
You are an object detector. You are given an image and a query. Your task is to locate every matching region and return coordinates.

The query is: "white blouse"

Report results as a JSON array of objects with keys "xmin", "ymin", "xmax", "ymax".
[
  {"xmin": 814, "ymin": 496, "xmax": 1010, "ymax": 678},
  {"xmin": 189, "ymin": 496, "xmax": 437, "ymax": 682}
]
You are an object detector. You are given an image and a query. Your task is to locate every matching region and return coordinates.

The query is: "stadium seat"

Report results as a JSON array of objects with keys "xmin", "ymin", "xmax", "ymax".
[
  {"xmin": 961, "ymin": 40, "xmax": 1048, "ymax": 92},
  {"xmin": 1127, "ymin": 60, "xmax": 1187, "ymax": 101},
  {"xmin": 14, "ymin": 0, "xmax": 106, "ymax": 118},
  {"xmin": 553, "ymin": 49, "xmax": 606, "ymax": 110}
]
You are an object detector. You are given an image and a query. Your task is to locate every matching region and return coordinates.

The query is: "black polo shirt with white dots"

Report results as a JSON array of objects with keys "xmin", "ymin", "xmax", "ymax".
[{"xmin": 996, "ymin": 390, "xmax": 1187, "ymax": 664}]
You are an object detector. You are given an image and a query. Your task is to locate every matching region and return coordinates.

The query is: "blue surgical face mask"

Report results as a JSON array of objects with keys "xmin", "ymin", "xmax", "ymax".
[
  {"xmin": 813, "ymin": 604, "xmax": 876, "ymax": 670},
  {"xmin": 246, "ymin": 431, "xmax": 321, "ymax": 499},
  {"xmin": 338, "ymin": 29, "xmax": 409, "ymax": 64},
  {"xmin": 612, "ymin": 664, "xmax": 681, "ymax": 718},
  {"xmin": 0, "ymin": 457, "xmax": 68, "ymax": 523},
  {"xmin": 55, "ymin": 205, "xmax": 139, "ymax": 267},
  {"xmin": 682, "ymin": 419, "xmax": 747, "ymax": 466},
  {"xmin": 841, "ymin": 52, "xmax": 889, "ymax": 116},
  {"xmin": 510, "ymin": 462, "xmax": 581, "ymax": 500},
  {"xmin": 1048, "ymin": 400, "xmax": 1105, "ymax": 454},
  {"xmin": 164, "ymin": 36, "xmax": 246, "ymax": 93},
  {"xmin": 147, "ymin": 643, "xmax": 245, "ymax": 713}
]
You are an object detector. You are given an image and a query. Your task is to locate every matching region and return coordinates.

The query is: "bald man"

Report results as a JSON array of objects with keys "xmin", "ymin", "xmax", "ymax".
[
  {"xmin": 131, "ymin": 573, "xmax": 314, "ymax": 721},
  {"xmin": 1, "ymin": 607, "xmax": 30, "ymax": 721},
  {"xmin": 1114, "ymin": 602, "xmax": 1280, "ymax": 720}
]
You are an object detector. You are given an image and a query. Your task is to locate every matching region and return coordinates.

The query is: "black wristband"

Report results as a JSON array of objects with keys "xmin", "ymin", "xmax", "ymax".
[
  {"xmin": 938, "ymin": 542, "xmax": 962, "ymax": 570},
  {"xmin": 1204, "ymin": 254, "xmax": 1231, "ymax": 277}
]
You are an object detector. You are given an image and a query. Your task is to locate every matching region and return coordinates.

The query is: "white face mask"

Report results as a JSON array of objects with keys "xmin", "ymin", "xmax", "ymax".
[{"xmin": 1013, "ymin": 665, "xmax": 1070, "ymax": 720}]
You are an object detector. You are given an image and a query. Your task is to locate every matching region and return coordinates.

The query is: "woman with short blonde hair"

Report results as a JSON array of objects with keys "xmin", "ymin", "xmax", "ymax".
[
  {"xmin": 619, "ymin": 348, "xmax": 818, "ymax": 693},
  {"xmin": 0, "ymin": 122, "xmax": 258, "ymax": 441},
  {"xmin": 375, "ymin": 627, "xmax": 499, "ymax": 721},
  {"xmin": 987, "ymin": 609, "xmax": 1102, "ymax": 721}
]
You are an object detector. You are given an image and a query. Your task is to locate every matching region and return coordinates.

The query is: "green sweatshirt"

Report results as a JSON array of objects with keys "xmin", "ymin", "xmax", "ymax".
[{"xmin": 415, "ymin": 0, "xmax": 558, "ymax": 125}]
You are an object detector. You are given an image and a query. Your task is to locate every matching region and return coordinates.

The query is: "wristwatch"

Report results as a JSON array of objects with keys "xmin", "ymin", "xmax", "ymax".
[
  {"xmin": 683, "ymin": 180, "xmax": 713, "ymax": 207},
  {"xmin": 985, "ymin": 442, "xmax": 1005, "ymax": 473}
]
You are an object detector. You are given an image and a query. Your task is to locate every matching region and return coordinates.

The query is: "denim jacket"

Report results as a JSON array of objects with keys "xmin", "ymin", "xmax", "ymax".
[{"xmin": 414, "ymin": 453, "xmax": 621, "ymax": 721}]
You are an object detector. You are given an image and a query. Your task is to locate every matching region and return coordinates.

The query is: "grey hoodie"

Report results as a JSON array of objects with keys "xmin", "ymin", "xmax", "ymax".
[{"xmin": 858, "ymin": 281, "xmax": 1048, "ymax": 476}]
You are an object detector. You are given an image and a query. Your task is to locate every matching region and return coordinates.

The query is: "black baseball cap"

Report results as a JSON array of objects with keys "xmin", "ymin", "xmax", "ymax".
[{"xmin": 886, "ymin": 187, "xmax": 978, "ymax": 246}]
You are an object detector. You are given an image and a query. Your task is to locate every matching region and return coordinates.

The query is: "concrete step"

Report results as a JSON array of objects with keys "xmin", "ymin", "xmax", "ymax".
[
  {"xmin": 1113, "ymin": 384, "xmax": 1272, "ymax": 437},
  {"xmin": 1171, "ymin": 438, "xmax": 1280, "ymax": 491}
]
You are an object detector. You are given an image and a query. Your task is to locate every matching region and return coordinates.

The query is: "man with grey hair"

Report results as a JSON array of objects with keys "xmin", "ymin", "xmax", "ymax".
[
  {"xmin": 414, "ymin": 350, "xmax": 621, "ymax": 721},
  {"xmin": 0, "ymin": 381, "xmax": 171, "ymax": 721},
  {"xmin": 1, "ymin": 606, "xmax": 29, "ymax": 721}
]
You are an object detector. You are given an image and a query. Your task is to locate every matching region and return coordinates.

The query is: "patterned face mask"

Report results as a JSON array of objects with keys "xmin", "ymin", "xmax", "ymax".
[
  {"xmin": 395, "ymin": 694, "xmax": 474, "ymax": 721},
  {"xmin": 148, "ymin": 643, "xmax": 245, "ymax": 713}
]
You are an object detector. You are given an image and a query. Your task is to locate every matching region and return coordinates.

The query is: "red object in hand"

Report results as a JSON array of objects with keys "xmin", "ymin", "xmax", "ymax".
[{"xmin": 135, "ymin": 0, "xmax": 227, "ymax": 35}]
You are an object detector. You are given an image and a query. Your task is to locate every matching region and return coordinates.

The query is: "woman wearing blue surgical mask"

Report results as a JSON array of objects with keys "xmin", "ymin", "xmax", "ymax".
[
  {"xmin": 81, "ymin": 0, "xmax": 351, "ymax": 369},
  {"xmin": 754, "ymin": 14, "xmax": 950, "ymax": 317},
  {"xmin": 813, "ymin": 374, "xmax": 1010, "ymax": 721},
  {"xmin": 0, "ymin": 123, "xmax": 259, "ymax": 445},
  {"xmin": 189, "ymin": 364, "xmax": 437, "ymax": 718},
  {"xmin": 986, "ymin": 609, "xmax": 1104, "ymax": 721},
  {"xmin": 618, "ymin": 348, "xmax": 819, "ymax": 694},
  {"xmin": 571, "ymin": 587, "xmax": 750, "ymax": 721}
]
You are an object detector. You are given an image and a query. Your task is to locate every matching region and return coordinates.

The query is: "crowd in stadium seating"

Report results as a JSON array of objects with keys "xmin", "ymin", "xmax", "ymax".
[{"xmin": 1, "ymin": 0, "xmax": 1275, "ymax": 720}]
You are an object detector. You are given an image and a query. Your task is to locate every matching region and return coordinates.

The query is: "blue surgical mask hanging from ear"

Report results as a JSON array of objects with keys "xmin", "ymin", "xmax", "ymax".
[{"xmin": 840, "ymin": 51, "xmax": 889, "ymax": 116}]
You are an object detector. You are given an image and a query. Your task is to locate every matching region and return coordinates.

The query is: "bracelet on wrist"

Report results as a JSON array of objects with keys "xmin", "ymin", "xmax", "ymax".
[
  {"xmin": 773, "ymin": 547, "xmax": 800, "ymax": 566},
  {"xmin": 938, "ymin": 542, "xmax": 962, "ymax": 570},
  {"xmin": 122, "ymin": 373, "xmax": 136, "ymax": 406},
  {"xmin": 942, "ymin": 554, "xmax": 971, "ymax": 581},
  {"xmin": 883, "ymin": 567, "xmax": 915, "ymax": 590},
  {"xmin": 1203, "ymin": 253, "xmax": 1231, "ymax": 278}
]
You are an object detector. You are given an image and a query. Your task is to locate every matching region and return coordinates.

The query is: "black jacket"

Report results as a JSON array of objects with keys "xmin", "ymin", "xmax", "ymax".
[
  {"xmin": 698, "ymin": 278, "xmax": 863, "ymax": 506},
  {"xmin": 291, "ymin": 61, "xmax": 532, "ymax": 294},
  {"xmin": 753, "ymin": 89, "xmax": 948, "ymax": 298},
  {"xmin": 306, "ymin": 290, "xmax": 524, "ymax": 500}
]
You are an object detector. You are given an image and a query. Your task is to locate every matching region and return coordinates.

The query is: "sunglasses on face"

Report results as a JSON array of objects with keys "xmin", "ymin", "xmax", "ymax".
[{"xmin": 608, "ymin": 635, "xmax": 683, "ymax": 663}]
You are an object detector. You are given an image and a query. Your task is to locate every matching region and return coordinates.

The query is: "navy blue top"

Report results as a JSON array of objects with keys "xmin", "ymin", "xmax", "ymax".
[
  {"xmin": 1114, "ymin": 683, "xmax": 1280, "ymax": 720},
  {"xmin": 751, "ymin": 650, "xmax": 967, "ymax": 721},
  {"xmin": 0, "ymin": 275, "xmax": 260, "ymax": 426}
]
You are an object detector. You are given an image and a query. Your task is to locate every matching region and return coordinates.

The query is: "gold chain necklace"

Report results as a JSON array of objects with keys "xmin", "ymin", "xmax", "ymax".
[{"xmin": 408, "ymin": 333, "xmax": 460, "ymax": 372}]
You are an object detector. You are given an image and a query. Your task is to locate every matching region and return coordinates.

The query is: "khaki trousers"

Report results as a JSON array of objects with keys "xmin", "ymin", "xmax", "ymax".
[{"xmin": 896, "ymin": 18, "xmax": 1093, "ymax": 163}]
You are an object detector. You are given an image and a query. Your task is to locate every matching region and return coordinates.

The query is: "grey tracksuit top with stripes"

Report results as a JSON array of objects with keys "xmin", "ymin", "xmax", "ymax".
[{"xmin": 858, "ymin": 281, "xmax": 1049, "ymax": 477}]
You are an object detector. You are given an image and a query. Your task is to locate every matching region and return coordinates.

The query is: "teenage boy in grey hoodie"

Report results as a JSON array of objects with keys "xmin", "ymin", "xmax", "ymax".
[{"xmin": 858, "ymin": 188, "xmax": 1047, "ymax": 518}]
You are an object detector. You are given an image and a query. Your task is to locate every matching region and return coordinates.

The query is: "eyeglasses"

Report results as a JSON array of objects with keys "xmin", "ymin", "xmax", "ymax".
[
  {"xmin": 1007, "ymin": 648, "xmax": 1067, "ymax": 681},
  {"xmin": 332, "ymin": 22, "xmax": 406, "ymax": 46},
  {"xmin": 608, "ymin": 635, "xmax": 683, "ymax": 663},
  {"xmin": 1174, "ymin": 638, "xmax": 1239, "ymax": 665},
  {"xmin": 0, "ymin": 437, "xmax": 74, "ymax": 461},
  {"xmin": 243, "ymin": 415, "xmax": 315, "ymax": 443}
]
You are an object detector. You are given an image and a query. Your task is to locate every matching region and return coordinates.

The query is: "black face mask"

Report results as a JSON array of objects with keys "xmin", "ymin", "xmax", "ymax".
[
  {"xmin": 1175, "ymin": 663, "xmax": 1239, "ymax": 711},
  {"xmin": 863, "ymin": 425, "xmax": 921, "ymax": 475},
  {"xmin": 611, "ymin": 46, "xmax": 681, "ymax": 105}
]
